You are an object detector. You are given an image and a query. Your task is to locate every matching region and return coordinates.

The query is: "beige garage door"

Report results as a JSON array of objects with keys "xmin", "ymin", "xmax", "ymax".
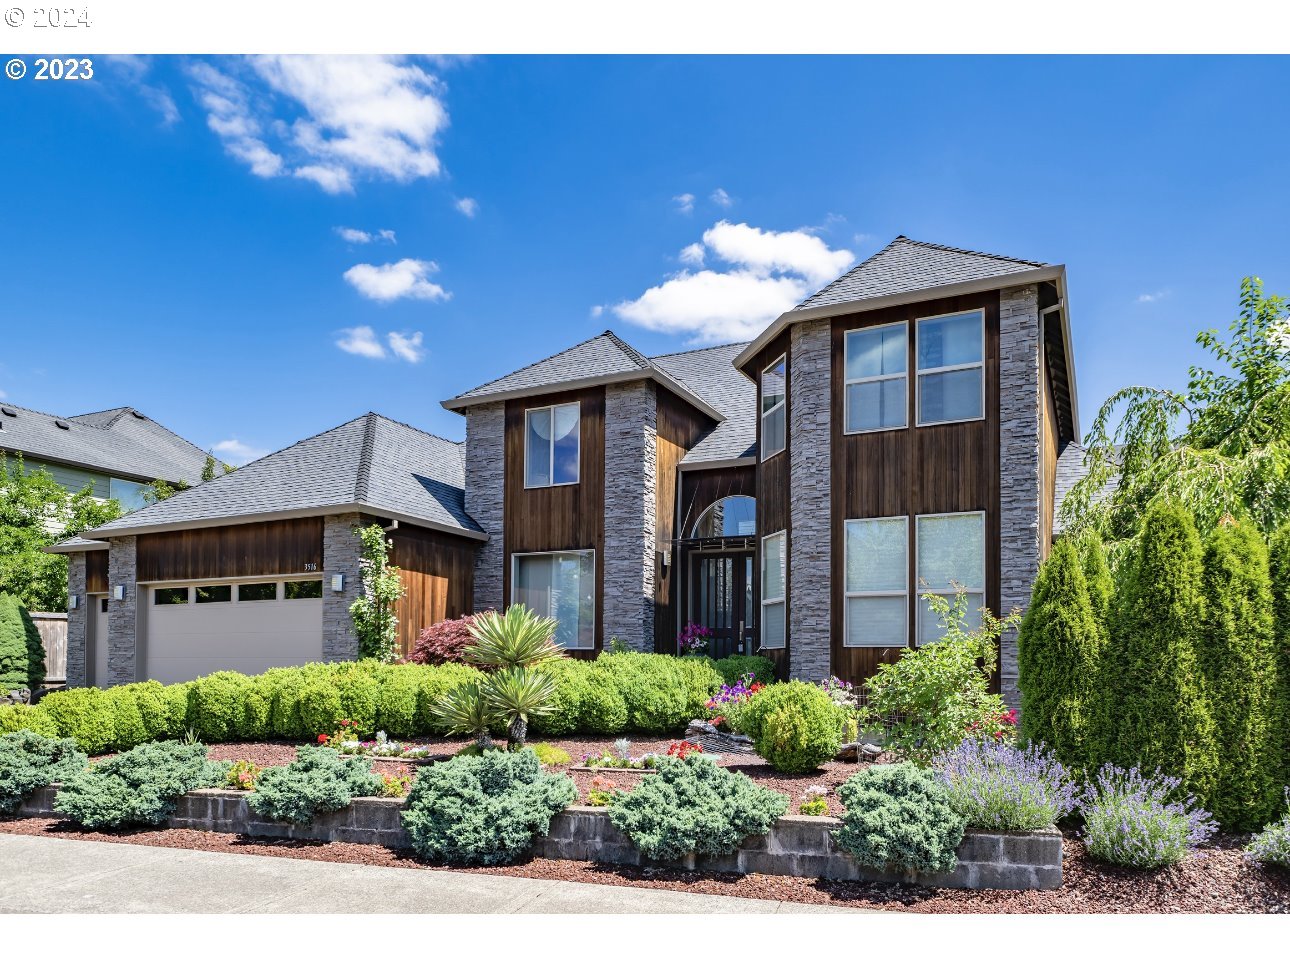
[{"xmin": 143, "ymin": 578, "xmax": 324, "ymax": 685}]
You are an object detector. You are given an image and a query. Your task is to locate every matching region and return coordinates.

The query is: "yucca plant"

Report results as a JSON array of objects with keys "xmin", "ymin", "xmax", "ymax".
[
  {"xmin": 431, "ymin": 683, "xmax": 498, "ymax": 749},
  {"xmin": 484, "ymin": 666, "xmax": 558, "ymax": 749},
  {"xmin": 465, "ymin": 605, "xmax": 564, "ymax": 668}
]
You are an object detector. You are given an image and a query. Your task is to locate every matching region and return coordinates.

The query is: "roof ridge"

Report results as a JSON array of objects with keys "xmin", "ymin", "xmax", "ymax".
[
  {"xmin": 455, "ymin": 330, "xmax": 640, "ymax": 399},
  {"xmin": 896, "ymin": 235, "xmax": 1048, "ymax": 268},
  {"xmin": 649, "ymin": 340, "xmax": 750, "ymax": 360},
  {"xmin": 600, "ymin": 329, "xmax": 653, "ymax": 370},
  {"xmin": 68, "ymin": 406, "xmax": 133, "ymax": 428},
  {"xmin": 354, "ymin": 413, "xmax": 378, "ymax": 503},
  {"xmin": 368, "ymin": 411, "xmax": 463, "ymax": 448}
]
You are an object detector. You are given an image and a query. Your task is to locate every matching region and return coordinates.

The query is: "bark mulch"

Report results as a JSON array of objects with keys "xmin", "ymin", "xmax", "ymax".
[{"xmin": 2, "ymin": 817, "xmax": 1286, "ymax": 913}]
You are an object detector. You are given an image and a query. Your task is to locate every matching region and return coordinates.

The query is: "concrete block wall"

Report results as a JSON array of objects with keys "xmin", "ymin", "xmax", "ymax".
[
  {"xmin": 322, "ymin": 513, "xmax": 364, "ymax": 662},
  {"xmin": 602, "ymin": 380, "xmax": 657, "ymax": 651},
  {"xmin": 64, "ymin": 553, "xmax": 87, "ymax": 689},
  {"xmin": 106, "ymin": 536, "xmax": 137, "ymax": 686},
  {"xmin": 998, "ymin": 285, "xmax": 1043, "ymax": 708},
  {"xmin": 464, "ymin": 402, "xmax": 505, "ymax": 612}
]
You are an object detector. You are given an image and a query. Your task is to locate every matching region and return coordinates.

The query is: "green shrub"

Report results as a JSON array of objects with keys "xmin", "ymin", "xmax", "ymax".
[
  {"xmin": 188, "ymin": 671, "xmax": 253, "ymax": 743},
  {"xmin": 577, "ymin": 664, "xmax": 628, "ymax": 734},
  {"xmin": 0, "ymin": 704, "xmax": 18, "ymax": 735},
  {"xmin": 1246, "ymin": 794, "xmax": 1290, "ymax": 869},
  {"xmin": 374, "ymin": 665, "xmax": 421, "ymax": 737},
  {"xmin": 240, "ymin": 676, "xmax": 274, "ymax": 739},
  {"xmin": 36, "ymin": 688, "xmax": 116, "ymax": 754},
  {"xmin": 607, "ymin": 754, "xmax": 787, "ymax": 860},
  {"xmin": 335, "ymin": 662, "xmax": 380, "ymax": 733},
  {"xmin": 533, "ymin": 660, "xmax": 585, "ymax": 736},
  {"xmin": 738, "ymin": 681, "xmax": 841, "ymax": 773},
  {"xmin": 595, "ymin": 653, "xmax": 689, "ymax": 733},
  {"xmin": 1097, "ymin": 503, "xmax": 1219, "ymax": 804},
  {"xmin": 1268, "ymin": 525, "xmax": 1290, "ymax": 793},
  {"xmin": 528, "ymin": 742, "xmax": 571, "ymax": 766},
  {"xmin": 54, "ymin": 740, "xmax": 223, "ymax": 829},
  {"xmin": 675, "ymin": 657, "xmax": 725, "ymax": 719},
  {"xmin": 1081, "ymin": 535, "xmax": 1114, "ymax": 649},
  {"xmin": 1, "ymin": 703, "xmax": 59, "ymax": 739},
  {"xmin": 119, "ymin": 682, "xmax": 173, "ymax": 741},
  {"xmin": 160, "ymin": 683, "xmax": 190, "ymax": 737},
  {"xmin": 1017, "ymin": 538, "xmax": 1101, "ymax": 772},
  {"xmin": 296, "ymin": 679, "xmax": 343, "ymax": 738},
  {"xmin": 265, "ymin": 667, "xmax": 307, "ymax": 738},
  {"xmin": 247, "ymin": 745, "xmax": 383, "ymax": 824},
  {"xmin": 711, "ymin": 654, "xmax": 776, "ymax": 686},
  {"xmin": 0, "ymin": 730, "xmax": 87, "ymax": 814},
  {"xmin": 0, "ymin": 593, "xmax": 43, "ymax": 692},
  {"xmin": 106, "ymin": 687, "xmax": 148, "ymax": 751},
  {"xmin": 414, "ymin": 664, "xmax": 486, "ymax": 735},
  {"xmin": 400, "ymin": 748, "xmax": 576, "ymax": 864},
  {"xmin": 1198, "ymin": 520, "xmax": 1280, "ymax": 831},
  {"xmin": 834, "ymin": 763, "xmax": 966, "ymax": 873}
]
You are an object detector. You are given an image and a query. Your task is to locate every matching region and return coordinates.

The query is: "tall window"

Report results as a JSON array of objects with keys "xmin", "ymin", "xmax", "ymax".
[
  {"xmin": 844, "ymin": 517, "xmax": 908, "ymax": 647},
  {"xmin": 512, "ymin": 551, "xmax": 596, "ymax": 650},
  {"xmin": 917, "ymin": 309, "xmax": 984, "ymax": 425},
  {"xmin": 761, "ymin": 356, "xmax": 786, "ymax": 459},
  {"xmin": 916, "ymin": 511, "xmax": 986, "ymax": 644},
  {"xmin": 525, "ymin": 402, "xmax": 580, "ymax": 488},
  {"xmin": 845, "ymin": 323, "xmax": 907, "ymax": 433},
  {"xmin": 760, "ymin": 531, "xmax": 786, "ymax": 649}
]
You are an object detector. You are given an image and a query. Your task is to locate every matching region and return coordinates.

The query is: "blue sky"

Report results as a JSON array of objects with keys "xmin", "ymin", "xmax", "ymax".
[{"xmin": 1, "ymin": 55, "xmax": 1287, "ymax": 465}]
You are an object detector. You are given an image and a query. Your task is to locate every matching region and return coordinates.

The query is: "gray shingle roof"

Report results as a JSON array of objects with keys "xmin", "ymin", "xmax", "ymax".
[
  {"xmin": 449, "ymin": 331, "xmax": 653, "ymax": 402},
  {"xmin": 84, "ymin": 413, "xmax": 482, "ymax": 539},
  {"xmin": 650, "ymin": 343, "xmax": 757, "ymax": 464},
  {"xmin": 795, "ymin": 236, "xmax": 1048, "ymax": 312},
  {"xmin": 0, "ymin": 402, "xmax": 209, "ymax": 484},
  {"xmin": 1052, "ymin": 442, "xmax": 1118, "ymax": 534},
  {"xmin": 44, "ymin": 535, "xmax": 109, "ymax": 553}
]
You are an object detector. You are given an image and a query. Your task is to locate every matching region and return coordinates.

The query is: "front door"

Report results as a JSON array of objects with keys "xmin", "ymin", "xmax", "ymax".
[{"xmin": 688, "ymin": 550, "xmax": 754, "ymax": 658}]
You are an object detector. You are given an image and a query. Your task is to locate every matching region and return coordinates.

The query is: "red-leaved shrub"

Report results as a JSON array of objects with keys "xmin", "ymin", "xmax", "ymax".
[{"xmin": 405, "ymin": 613, "xmax": 493, "ymax": 666}]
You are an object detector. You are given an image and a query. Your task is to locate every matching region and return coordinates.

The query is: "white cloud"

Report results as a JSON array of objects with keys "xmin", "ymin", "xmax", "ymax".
[
  {"xmin": 612, "ymin": 220, "xmax": 854, "ymax": 343},
  {"xmin": 189, "ymin": 56, "xmax": 449, "ymax": 194},
  {"xmin": 343, "ymin": 258, "xmax": 450, "ymax": 302},
  {"xmin": 590, "ymin": 305, "xmax": 604, "ymax": 318},
  {"xmin": 710, "ymin": 187, "xmax": 733, "ymax": 208},
  {"xmin": 336, "ymin": 325, "xmax": 388, "ymax": 359},
  {"xmin": 387, "ymin": 331, "xmax": 425, "ymax": 363},
  {"xmin": 0, "ymin": 389, "xmax": 6, "ymax": 399},
  {"xmin": 673, "ymin": 193, "xmax": 695, "ymax": 215},
  {"xmin": 107, "ymin": 55, "xmax": 180, "ymax": 125},
  {"xmin": 335, "ymin": 226, "xmax": 397, "ymax": 244},
  {"xmin": 454, "ymin": 196, "xmax": 479, "ymax": 218},
  {"xmin": 212, "ymin": 439, "xmax": 268, "ymax": 464},
  {"xmin": 1137, "ymin": 290, "xmax": 1169, "ymax": 303},
  {"xmin": 853, "ymin": 232, "xmax": 877, "ymax": 245}
]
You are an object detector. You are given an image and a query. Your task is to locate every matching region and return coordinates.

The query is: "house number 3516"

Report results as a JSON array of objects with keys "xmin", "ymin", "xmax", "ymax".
[{"xmin": 303, "ymin": 563, "xmax": 318, "ymax": 571}]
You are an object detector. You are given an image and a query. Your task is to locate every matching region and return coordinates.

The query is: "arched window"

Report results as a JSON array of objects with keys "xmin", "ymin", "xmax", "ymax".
[{"xmin": 691, "ymin": 495, "xmax": 756, "ymax": 539}]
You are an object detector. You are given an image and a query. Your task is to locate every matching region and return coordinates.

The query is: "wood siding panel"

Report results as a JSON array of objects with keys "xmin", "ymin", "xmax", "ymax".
[
  {"xmin": 136, "ymin": 519, "xmax": 324, "ymax": 583},
  {"xmin": 389, "ymin": 523, "xmax": 476, "ymax": 657},
  {"xmin": 502, "ymin": 387, "xmax": 606, "ymax": 652},
  {"xmin": 751, "ymin": 331, "xmax": 791, "ymax": 680},
  {"xmin": 830, "ymin": 292, "xmax": 1002, "ymax": 686},
  {"xmin": 85, "ymin": 550, "xmax": 109, "ymax": 593}
]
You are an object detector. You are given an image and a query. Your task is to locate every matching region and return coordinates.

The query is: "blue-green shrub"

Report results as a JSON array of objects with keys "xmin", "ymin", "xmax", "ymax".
[
  {"xmin": 400, "ymin": 748, "xmax": 576, "ymax": 864},
  {"xmin": 54, "ymin": 740, "xmax": 224, "ymax": 829},
  {"xmin": 0, "ymin": 730, "xmax": 87, "ymax": 814},
  {"xmin": 247, "ymin": 745, "xmax": 383, "ymax": 824},
  {"xmin": 834, "ymin": 763, "xmax": 966, "ymax": 873}
]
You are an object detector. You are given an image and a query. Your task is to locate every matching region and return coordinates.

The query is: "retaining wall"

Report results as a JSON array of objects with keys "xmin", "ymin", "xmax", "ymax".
[{"xmin": 18, "ymin": 788, "xmax": 1061, "ymax": 890}]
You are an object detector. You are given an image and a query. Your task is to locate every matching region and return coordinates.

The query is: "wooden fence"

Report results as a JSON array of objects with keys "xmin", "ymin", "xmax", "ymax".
[{"xmin": 30, "ymin": 612, "xmax": 67, "ymax": 684}]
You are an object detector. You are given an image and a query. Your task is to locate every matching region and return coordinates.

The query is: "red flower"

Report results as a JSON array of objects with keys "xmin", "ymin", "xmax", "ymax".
[{"xmin": 318, "ymin": 734, "xmax": 329, "ymax": 744}]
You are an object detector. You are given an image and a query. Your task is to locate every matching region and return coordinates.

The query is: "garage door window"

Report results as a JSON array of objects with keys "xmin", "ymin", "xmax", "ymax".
[
  {"xmin": 285, "ymin": 580, "xmax": 323, "ymax": 600},
  {"xmin": 239, "ymin": 583, "xmax": 278, "ymax": 602},
  {"xmin": 154, "ymin": 587, "xmax": 188, "ymax": 605},
  {"xmin": 196, "ymin": 585, "xmax": 232, "ymax": 604}
]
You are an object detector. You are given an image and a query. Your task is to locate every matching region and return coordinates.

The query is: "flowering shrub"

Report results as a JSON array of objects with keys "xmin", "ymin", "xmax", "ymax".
[
  {"xmin": 817, "ymin": 676, "xmax": 857, "ymax": 708},
  {"xmin": 1245, "ymin": 792, "xmax": 1290, "ymax": 869},
  {"xmin": 1081, "ymin": 764, "xmax": 1217, "ymax": 869},
  {"xmin": 933, "ymin": 738, "xmax": 1079, "ymax": 831},
  {"xmin": 799, "ymin": 785, "xmax": 830, "ymax": 816},
  {"xmin": 965, "ymin": 708, "xmax": 1018, "ymax": 743},
  {"xmin": 587, "ymin": 776, "xmax": 617, "ymax": 807},
  {"xmin": 317, "ymin": 719, "xmax": 362, "ymax": 750},
  {"xmin": 404, "ymin": 612, "xmax": 492, "ymax": 667},
  {"xmin": 224, "ymin": 759, "xmax": 262, "ymax": 791},
  {"xmin": 705, "ymin": 673, "xmax": 763, "ymax": 732},
  {"xmin": 378, "ymin": 767, "xmax": 412, "ymax": 798},
  {"xmin": 666, "ymin": 740, "xmax": 704, "ymax": 760},
  {"xmin": 677, "ymin": 622, "xmax": 713, "ymax": 657}
]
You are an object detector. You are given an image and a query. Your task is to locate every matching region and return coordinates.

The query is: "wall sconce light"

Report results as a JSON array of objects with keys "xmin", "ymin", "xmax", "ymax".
[
  {"xmin": 113, "ymin": 585, "xmax": 125, "ymax": 601},
  {"xmin": 68, "ymin": 594, "xmax": 79, "ymax": 610},
  {"xmin": 331, "ymin": 574, "xmax": 345, "ymax": 592},
  {"xmin": 658, "ymin": 550, "xmax": 671, "ymax": 574}
]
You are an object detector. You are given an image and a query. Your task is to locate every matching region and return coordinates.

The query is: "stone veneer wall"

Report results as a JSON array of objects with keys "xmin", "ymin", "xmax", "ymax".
[
  {"xmin": 64, "ymin": 553, "xmax": 87, "ymax": 689},
  {"xmin": 998, "ymin": 285, "xmax": 1043, "ymax": 708},
  {"xmin": 322, "ymin": 513, "xmax": 363, "ymax": 662},
  {"xmin": 602, "ymin": 380, "xmax": 657, "ymax": 650},
  {"xmin": 464, "ymin": 402, "xmax": 505, "ymax": 612},
  {"xmin": 788, "ymin": 320, "xmax": 832, "ymax": 681},
  {"xmin": 106, "ymin": 536, "xmax": 137, "ymax": 686}
]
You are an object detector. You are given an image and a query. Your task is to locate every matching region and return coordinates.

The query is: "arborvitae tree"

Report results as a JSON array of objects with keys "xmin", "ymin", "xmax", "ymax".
[
  {"xmin": 1269, "ymin": 524, "xmax": 1290, "ymax": 792},
  {"xmin": 1198, "ymin": 519, "xmax": 1279, "ymax": 831},
  {"xmin": 1103, "ymin": 503, "xmax": 1219, "ymax": 803},
  {"xmin": 1081, "ymin": 536, "xmax": 1114, "ymax": 650},
  {"xmin": 0, "ymin": 592, "xmax": 43, "ymax": 692},
  {"xmin": 1017, "ymin": 538, "xmax": 1101, "ymax": 772}
]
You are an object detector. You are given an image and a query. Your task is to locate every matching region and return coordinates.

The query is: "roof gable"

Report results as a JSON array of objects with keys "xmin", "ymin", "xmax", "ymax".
[{"xmin": 449, "ymin": 331, "xmax": 651, "ymax": 402}]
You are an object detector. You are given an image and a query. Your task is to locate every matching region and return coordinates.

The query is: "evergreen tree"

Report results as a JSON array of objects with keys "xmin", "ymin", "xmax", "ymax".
[
  {"xmin": 1198, "ymin": 519, "xmax": 1279, "ymax": 830},
  {"xmin": 1103, "ymin": 503, "xmax": 1219, "ymax": 803},
  {"xmin": 0, "ymin": 592, "xmax": 43, "ymax": 692},
  {"xmin": 1081, "ymin": 536, "xmax": 1114, "ymax": 650},
  {"xmin": 1017, "ymin": 538, "xmax": 1101, "ymax": 771},
  {"xmin": 1270, "ymin": 524, "xmax": 1290, "ymax": 792}
]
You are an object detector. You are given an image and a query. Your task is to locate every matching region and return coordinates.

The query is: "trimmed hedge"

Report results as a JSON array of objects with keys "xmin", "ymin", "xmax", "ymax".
[{"xmin": 736, "ymin": 680, "xmax": 842, "ymax": 773}]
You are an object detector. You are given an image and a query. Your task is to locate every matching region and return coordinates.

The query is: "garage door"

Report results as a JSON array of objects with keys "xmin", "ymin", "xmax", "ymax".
[{"xmin": 144, "ymin": 578, "xmax": 324, "ymax": 684}]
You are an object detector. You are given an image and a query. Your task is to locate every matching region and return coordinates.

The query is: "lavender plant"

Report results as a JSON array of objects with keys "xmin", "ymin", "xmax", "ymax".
[
  {"xmin": 933, "ymin": 738, "xmax": 1079, "ymax": 831},
  {"xmin": 1081, "ymin": 764, "xmax": 1217, "ymax": 869},
  {"xmin": 1245, "ymin": 790, "xmax": 1290, "ymax": 869}
]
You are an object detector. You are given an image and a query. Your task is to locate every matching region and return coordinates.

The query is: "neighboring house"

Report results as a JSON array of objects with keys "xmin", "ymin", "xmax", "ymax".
[
  {"xmin": 0, "ymin": 403, "xmax": 208, "ymax": 511},
  {"xmin": 48, "ymin": 236, "xmax": 1080, "ymax": 707}
]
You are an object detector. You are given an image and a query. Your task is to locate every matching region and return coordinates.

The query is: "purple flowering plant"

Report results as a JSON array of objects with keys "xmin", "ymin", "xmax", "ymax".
[
  {"xmin": 933, "ymin": 738, "xmax": 1080, "ymax": 831},
  {"xmin": 678, "ymin": 622, "xmax": 713, "ymax": 656},
  {"xmin": 1081, "ymin": 764, "xmax": 1217, "ymax": 869}
]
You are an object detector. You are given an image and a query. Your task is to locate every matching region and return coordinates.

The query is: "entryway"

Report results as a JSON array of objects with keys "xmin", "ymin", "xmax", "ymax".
[{"xmin": 688, "ymin": 550, "xmax": 755, "ymax": 658}]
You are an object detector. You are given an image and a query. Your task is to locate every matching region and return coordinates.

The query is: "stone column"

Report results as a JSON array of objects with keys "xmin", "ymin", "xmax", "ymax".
[
  {"xmin": 106, "ymin": 536, "xmax": 137, "ymax": 686},
  {"xmin": 998, "ymin": 285, "xmax": 1042, "ymax": 709},
  {"xmin": 65, "ymin": 553, "xmax": 87, "ymax": 688},
  {"xmin": 789, "ymin": 320, "xmax": 832, "ymax": 681},
  {"xmin": 602, "ymin": 380, "xmax": 658, "ymax": 651},
  {"xmin": 464, "ymin": 402, "xmax": 505, "ymax": 612},
  {"xmin": 322, "ymin": 513, "xmax": 364, "ymax": 662}
]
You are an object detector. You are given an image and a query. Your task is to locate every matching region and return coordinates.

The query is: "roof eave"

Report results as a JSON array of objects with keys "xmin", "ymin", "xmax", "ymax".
[
  {"xmin": 43, "ymin": 539, "xmax": 110, "ymax": 554},
  {"xmin": 732, "ymin": 265, "xmax": 1066, "ymax": 372},
  {"xmin": 1053, "ymin": 269, "xmax": 1081, "ymax": 442},
  {"xmin": 678, "ymin": 455, "xmax": 757, "ymax": 471}
]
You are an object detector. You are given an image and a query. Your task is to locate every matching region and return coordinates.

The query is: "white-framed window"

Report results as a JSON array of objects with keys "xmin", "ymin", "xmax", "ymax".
[
  {"xmin": 760, "ymin": 355, "xmax": 786, "ymax": 459},
  {"xmin": 511, "ymin": 550, "xmax": 596, "ymax": 650},
  {"xmin": 916, "ymin": 511, "xmax": 986, "ymax": 644},
  {"xmin": 110, "ymin": 477, "xmax": 149, "ymax": 512},
  {"xmin": 844, "ymin": 323, "xmax": 907, "ymax": 433},
  {"xmin": 844, "ymin": 516, "xmax": 908, "ymax": 647},
  {"xmin": 760, "ymin": 530, "xmax": 787, "ymax": 649},
  {"xmin": 916, "ymin": 309, "xmax": 985, "ymax": 425},
  {"xmin": 524, "ymin": 402, "xmax": 580, "ymax": 488}
]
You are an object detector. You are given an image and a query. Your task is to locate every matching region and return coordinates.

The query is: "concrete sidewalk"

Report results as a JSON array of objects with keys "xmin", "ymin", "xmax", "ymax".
[{"xmin": 0, "ymin": 833, "xmax": 872, "ymax": 914}]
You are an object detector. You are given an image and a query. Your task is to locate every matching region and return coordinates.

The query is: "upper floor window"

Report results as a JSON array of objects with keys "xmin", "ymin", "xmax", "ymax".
[
  {"xmin": 761, "ymin": 355, "xmax": 786, "ymax": 459},
  {"xmin": 844, "ymin": 322, "xmax": 907, "ymax": 433},
  {"xmin": 525, "ymin": 402, "xmax": 580, "ymax": 488},
  {"xmin": 917, "ymin": 310, "xmax": 984, "ymax": 425},
  {"xmin": 110, "ymin": 477, "xmax": 149, "ymax": 512},
  {"xmin": 916, "ymin": 511, "xmax": 985, "ymax": 644}
]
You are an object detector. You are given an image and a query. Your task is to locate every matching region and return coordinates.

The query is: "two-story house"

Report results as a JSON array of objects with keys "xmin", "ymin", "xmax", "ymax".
[{"xmin": 49, "ymin": 237, "xmax": 1079, "ymax": 707}]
